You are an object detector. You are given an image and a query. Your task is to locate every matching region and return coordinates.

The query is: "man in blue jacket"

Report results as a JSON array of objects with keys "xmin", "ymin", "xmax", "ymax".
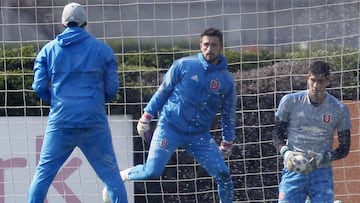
[
  {"xmin": 28, "ymin": 3, "xmax": 127, "ymax": 203},
  {"xmin": 103, "ymin": 27, "xmax": 237, "ymax": 203}
]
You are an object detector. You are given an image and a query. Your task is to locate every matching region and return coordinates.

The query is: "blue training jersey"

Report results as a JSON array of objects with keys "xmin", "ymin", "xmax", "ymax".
[
  {"xmin": 32, "ymin": 27, "xmax": 119, "ymax": 128},
  {"xmin": 276, "ymin": 90, "xmax": 351, "ymax": 156},
  {"xmin": 144, "ymin": 53, "xmax": 237, "ymax": 141}
]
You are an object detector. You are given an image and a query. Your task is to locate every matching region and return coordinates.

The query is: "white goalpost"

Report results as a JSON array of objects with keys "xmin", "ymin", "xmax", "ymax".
[{"xmin": 0, "ymin": 0, "xmax": 359, "ymax": 203}]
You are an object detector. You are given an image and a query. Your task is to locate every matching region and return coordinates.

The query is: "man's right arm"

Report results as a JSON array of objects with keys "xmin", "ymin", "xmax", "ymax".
[
  {"xmin": 273, "ymin": 118, "xmax": 289, "ymax": 152},
  {"xmin": 144, "ymin": 61, "xmax": 180, "ymax": 115}
]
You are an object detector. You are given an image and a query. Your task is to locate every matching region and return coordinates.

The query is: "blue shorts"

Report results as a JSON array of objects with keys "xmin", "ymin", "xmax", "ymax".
[{"xmin": 278, "ymin": 167, "xmax": 334, "ymax": 203}]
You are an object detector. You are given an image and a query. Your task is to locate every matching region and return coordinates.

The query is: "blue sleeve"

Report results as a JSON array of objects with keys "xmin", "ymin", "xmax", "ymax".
[
  {"xmin": 221, "ymin": 76, "xmax": 237, "ymax": 142},
  {"xmin": 104, "ymin": 47, "xmax": 119, "ymax": 103},
  {"xmin": 275, "ymin": 94, "xmax": 291, "ymax": 122},
  {"xmin": 144, "ymin": 61, "xmax": 180, "ymax": 116},
  {"xmin": 32, "ymin": 47, "xmax": 51, "ymax": 104},
  {"xmin": 338, "ymin": 104, "xmax": 352, "ymax": 132}
]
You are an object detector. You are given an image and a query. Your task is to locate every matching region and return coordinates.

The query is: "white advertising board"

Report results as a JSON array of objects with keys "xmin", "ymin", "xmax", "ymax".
[{"xmin": 0, "ymin": 116, "xmax": 134, "ymax": 203}]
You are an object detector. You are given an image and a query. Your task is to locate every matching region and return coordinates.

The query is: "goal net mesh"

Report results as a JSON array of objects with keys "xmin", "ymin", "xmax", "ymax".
[{"xmin": 0, "ymin": 0, "xmax": 359, "ymax": 202}]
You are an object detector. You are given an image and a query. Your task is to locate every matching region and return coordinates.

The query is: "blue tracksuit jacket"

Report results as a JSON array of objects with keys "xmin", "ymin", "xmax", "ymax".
[
  {"xmin": 32, "ymin": 27, "xmax": 119, "ymax": 128},
  {"xmin": 144, "ymin": 53, "xmax": 236, "ymax": 141},
  {"xmin": 129, "ymin": 53, "xmax": 237, "ymax": 203},
  {"xmin": 29, "ymin": 27, "xmax": 127, "ymax": 203}
]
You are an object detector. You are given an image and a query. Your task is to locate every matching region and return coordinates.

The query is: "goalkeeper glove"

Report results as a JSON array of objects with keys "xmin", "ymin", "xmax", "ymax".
[
  {"xmin": 307, "ymin": 150, "xmax": 332, "ymax": 169},
  {"xmin": 280, "ymin": 145, "xmax": 312, "ymax": 174},
  {"xmin": 219, "ymin": 140, "xmax": 233, "ymax": 158},
  {"xmin": 136, "ymin": 112, "xmax": 153, "ymax": 143}
]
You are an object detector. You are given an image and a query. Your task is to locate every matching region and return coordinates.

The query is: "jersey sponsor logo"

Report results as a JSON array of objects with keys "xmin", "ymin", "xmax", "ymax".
[
  {"xmin": 297, "ymin": 133, "xmax": 326, "ymax": 141},
  {"xmin": 210, "ymin": 80, "xmax": 220, "ymax": 91},
  {"xmin": 300, "ymin": 126, "xmax": 327, "ymax": 134},
  {"xmin": 323, "ymin": 114, "xmax": 331, "ymax": 123}
]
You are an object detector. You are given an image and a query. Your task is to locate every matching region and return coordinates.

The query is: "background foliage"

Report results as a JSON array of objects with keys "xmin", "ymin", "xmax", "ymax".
[{"xmin": 0, "ymin": 43, "xmax": 358, "ymax": 201}]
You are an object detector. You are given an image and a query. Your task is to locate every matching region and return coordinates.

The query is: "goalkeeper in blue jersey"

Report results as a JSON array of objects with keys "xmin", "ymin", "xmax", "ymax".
[
  {"xmin": 103, "ymin": 27, "xmax": 236, "ymax": 203},
  {"xmin": 28, "ymin": 3, "xmax": 127, "ymax": 203},
  {"xmin": 273, "ymin": 60, "xmax": 352, "ymax": 203}
]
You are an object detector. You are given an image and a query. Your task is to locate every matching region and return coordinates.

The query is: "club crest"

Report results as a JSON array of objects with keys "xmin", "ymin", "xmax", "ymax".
[
  {"xmin": 322, "ymin": 114, "xmax": 331, "ymax": 123},
  {"xmin": 210, "ymin": 80, "xmax": 220, "ymax": 91},
  {"xmin": 160, "ymin": 139, "xmax": 168, "ymax": 148}
]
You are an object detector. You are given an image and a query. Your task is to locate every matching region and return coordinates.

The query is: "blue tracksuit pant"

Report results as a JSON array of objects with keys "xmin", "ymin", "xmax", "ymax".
[
  {"xmin": 127, "ymin": 124, "xmax": 233, "ymax": 203},
  {"xmin": 28, "ymin": 126, "xmax": 128, "ymax": 203}
]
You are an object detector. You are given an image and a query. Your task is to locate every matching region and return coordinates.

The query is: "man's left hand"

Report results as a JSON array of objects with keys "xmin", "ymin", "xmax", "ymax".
[
  {"xmin": 219, "ymin": 140, "xmax": 233, "ymax": 158},
  {"xmin": 307, "ymin": 150, "xmax": 332, "ymax": 169}
]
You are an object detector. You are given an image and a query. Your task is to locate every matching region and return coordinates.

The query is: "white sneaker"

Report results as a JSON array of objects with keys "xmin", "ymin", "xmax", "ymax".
[
  {"xmin": 103, "ymin": 168, "xmax": 131, "ymax": 203},
  {"xmin": 102, "ymin": 187, "xmax": 111, "ymax": 203},
  {"xmin": 120, "ymin": 168, "xmax": 131, "ymax": 181}
]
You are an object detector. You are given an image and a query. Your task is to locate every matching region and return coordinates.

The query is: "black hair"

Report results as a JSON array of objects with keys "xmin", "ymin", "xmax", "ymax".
[
  {"xmin": 201, "ymin": 27, "xmax": 223, "ymax": 45},
  {"xmin": 309, "ymin": 60, "xmax": 331, "ymax": 77}
]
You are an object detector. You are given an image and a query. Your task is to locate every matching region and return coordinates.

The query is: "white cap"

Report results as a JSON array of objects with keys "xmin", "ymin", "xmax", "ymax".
[{"xmin": 61, "ymin": 2, "xmax": 87, "ymax": 27}]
